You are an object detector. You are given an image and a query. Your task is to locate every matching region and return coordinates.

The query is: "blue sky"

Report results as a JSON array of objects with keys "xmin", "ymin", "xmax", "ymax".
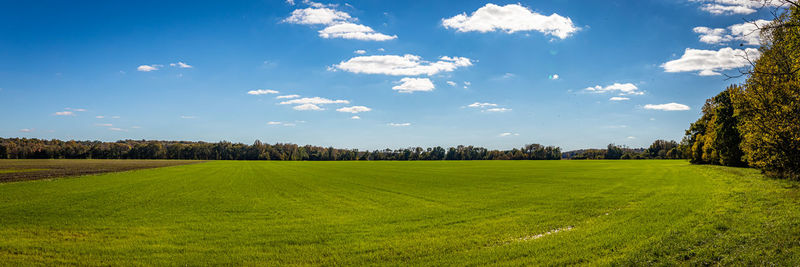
[{"xmin": 0, "ymin": 0, "xmax": 776, "ymax": 150}]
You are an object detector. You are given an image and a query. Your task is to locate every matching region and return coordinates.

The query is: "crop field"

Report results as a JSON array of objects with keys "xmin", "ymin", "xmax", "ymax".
[
  {"xmin": 0, "ymin": 160, "xmax": 799, "ymax": 265},
  {"xmin": 0, "ymin": 159, "xmax": 200, "ymax": 183}
]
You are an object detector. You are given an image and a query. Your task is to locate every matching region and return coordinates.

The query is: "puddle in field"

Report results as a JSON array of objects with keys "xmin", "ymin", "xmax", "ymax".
[
  {"xmin": 489, "ymin": 226, "xmax": 575, "ymax": 247},
  {"xmin": 517, "ymin": 226, "xmax": 574, "ymax": 241}
]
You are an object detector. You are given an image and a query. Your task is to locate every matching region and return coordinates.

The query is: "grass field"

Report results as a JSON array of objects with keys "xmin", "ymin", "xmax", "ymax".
[{"xmin": 0, "ymin": 160, "xmax": 799, "ymax": 265}]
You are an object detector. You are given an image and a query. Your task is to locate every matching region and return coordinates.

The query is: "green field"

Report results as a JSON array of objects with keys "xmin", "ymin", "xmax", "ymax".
[{"xmin": 1, "ymin": 160, "xmax": 799, "ymax": 265}]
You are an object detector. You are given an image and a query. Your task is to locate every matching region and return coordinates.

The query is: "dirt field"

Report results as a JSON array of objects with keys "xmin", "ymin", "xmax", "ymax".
[{"xmin": 0, "ymin": 159, "xmax": 202, "ymax": 183}]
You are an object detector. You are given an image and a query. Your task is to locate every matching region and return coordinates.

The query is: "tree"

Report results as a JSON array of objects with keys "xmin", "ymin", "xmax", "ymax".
[{"xmin": 732, "ymin": 4, "xmax": 800, "ymax": 179}]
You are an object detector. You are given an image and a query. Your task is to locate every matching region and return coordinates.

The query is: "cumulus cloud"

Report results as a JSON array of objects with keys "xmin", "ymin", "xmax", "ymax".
[
  {"xmin": 446, "ymin": 81, "xmax": 457, "ymax": 86},
  {"xmin": 696, "ymin": 0, "xmax": 782, "ymax": 15},
  {"xmin": 585, "ymin": 83, "xmax": 644, "ymax": 95},
  {"xmin": 351, "ymin": 115, "xmax": 361, "ymax": 119},
  {"xmin": 549, "ymin": 74, "xmax": 560, "ymax": 80},
  {"xmin": 694, "ymin": 20, "xmax": 770, "ymax": 46},
  {"xmin": 661, "ymin": 47, "xmax": 760, "ymax": 76},
  {"xmin": 644, "ymin": 103, "xmax": 691, "ymax": 111},
  {"xmin": 392, "ymin": 78, "xmax": 435, "ymax": 93},
  {"xmin": 701, "ymin": 3, "xmax": 757, "ymax": 14},
  {"xmin": 293, "ymin": 103, "xmax": 324, "ymax": 111},
  {"xmin": 388, "ymin": 122, "xmax": 411, "ymax": 127},
  {"xmin": 442, "ymin": 3, "xmax": 579, "ymax": 39},
  {"xmin": 284, "ymin": 7, "xmax": 351, "ymax": 25},
  {"xmin": 279, "ymin": 97, "xmax": 349, "ymax": 105},
  {"xmin": 137, "ymin": 65, "xmax": 161, "ymax": 72},
  {"xmin": 609, "ymin": 97, "xmax": 630, "ymax": 101},
  {"xmin": 53, "ymin": 111, "xmax": 74, "ymax": 116},
  {"xmin": 354, "ymin": 49, "xmax": 367, "ymax": 54},
  {"xmin": 333, "ymin": 54, "xmax": 472, "ymax": 76},
  {"xmin": 267, "ymin": 121, "xmax": 282, "ymax": 125},
  {"xmin": 170, "ymin": 62, "xmax": 193, "ymax": 68},
  {"xmin": 318, "ymin": 23, "xmax": 397, "ymax": 41},
  {"xmin": 276, "ymin": 94, "xmax": 300, "ymax": 99},
  {"xmin": 284, "ymin": 3, "xmax": 396, "ymax": 41},
  {"xmin": 247, "ymin": 89, "xmax": 280, "ymax": 95},
  {"xmin": 336, "ymin": 106, "xmax": 372, "ymax": 113}
]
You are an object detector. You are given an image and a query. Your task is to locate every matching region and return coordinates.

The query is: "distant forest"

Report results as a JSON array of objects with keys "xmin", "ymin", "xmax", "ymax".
[
  {"xmin": 0, "ymin": 138, "xmax": 563, "ymax": 161},
  {"xmin": 0, "ymin": 137, "xmax": 688, "ymax": 161}
]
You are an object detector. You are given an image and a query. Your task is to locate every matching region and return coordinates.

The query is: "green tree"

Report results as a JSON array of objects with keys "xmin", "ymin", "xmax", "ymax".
[{"xmin": 732, "ymin": 4, "xmax": 800, "ymax": 179}]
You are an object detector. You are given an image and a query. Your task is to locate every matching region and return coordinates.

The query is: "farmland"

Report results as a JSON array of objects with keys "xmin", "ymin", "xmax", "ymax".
[
  {"xmin": 0, "ymin": 159, "xmax": 199, "ymax": 183},
  {"xmin": 0, "ymin": 160, "xmax": 798, "ymax": 265}
]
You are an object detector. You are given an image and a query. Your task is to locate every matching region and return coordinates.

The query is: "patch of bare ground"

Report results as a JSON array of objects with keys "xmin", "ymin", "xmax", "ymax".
[{"xmin": 0, "ymin": 159, "xmax": 203, "ymax": 183}]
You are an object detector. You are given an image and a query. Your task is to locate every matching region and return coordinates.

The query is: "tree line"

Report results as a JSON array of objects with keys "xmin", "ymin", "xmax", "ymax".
[
  {"xmin": 684, "ymin": 2, "xmax": 800, "ymax": 180},
  {"xmin": 0, "ymin": 138, "xmax": 561, "ymax": 161},
  {"xmin": 562, "ymin": 140, "xmax": 686, "ymax": 160}
]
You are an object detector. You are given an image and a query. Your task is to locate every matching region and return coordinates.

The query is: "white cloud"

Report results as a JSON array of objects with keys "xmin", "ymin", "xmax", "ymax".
[
  {"xmin": 276, "ymin": 94, "xmax": 300, "ymax": 99},
  {"xmin": 388, "ymin": 122, "xmax": 411, "ymax": 127},
  {"xmin": 484, "ymin": 107, "xmax": 511, "ymax": 112},
  {"xmin": 446, "ymin": 81, "xmax": 457, "ymax": 86},
  {"xmin": 442, "ymin": 3, "xmax": 579, "ymax": 39},
  {"xmin": 286, "ymin": 0, "xmax": 295, "ymax": 5},
  {"xmin": 627, "ymin": 136, "xmax": 636, "ymax": 139},
  {"xmin": 336, "ymin": 105, "xmax": 372, "ymax": 113},
  {"xmin": 109, "ymin": 127, "xmax": 127, "ymax": 132},
  {"xmin": 95, "ymin": 123, "xmax": 113, "ymax": 127},
  {"xmin": 95, "ymin": 116, "xmax": 105, "ymax": 119},
  {"xmin": 65, "ymin": 108, "xmax": 87, "ymax": 112},
  {"xmin": 318, "ymin": 23, "xmax": 397, "ymax": 41},
  {"xmin": 293, "ymin": 103, "xmax": 324, "ymax": 111},
  {"xmin": 284, "ymin": 7, "xmax": 351, "ymax": 25},
  {"xmin": 502, "ymin": 73, "xmax": 515, "ymax": 79},
  {"xmin": 661, "ymin": 47, "xmax": 760, "ymax": 76},
  {"xmin": 137, "ymin": 65, "xmax": 160, "ymax": 72},
  {"xmin": 267, "ymin": 121, "xmax": 282, "ymax": 125},
  {"xmin": 247, "ymin": 89, "xmax": 280, "ymax": 95},
  {"xmin": 467, "ymin": 102, "xmax": 498, "ymax": 108},
  {"xmin": 54, "ymin": 111, "xmax": 74, "ymax": 116},
  {"xmin": 549, "ymin": 74, "xmax": 560, "ymax": 80},
  {"xmin": 284, "ymin": 4, "xmax": 396, "ymax": 41},
  {"xmin": 701, "ymin": 3, "xmax": 756, "ymax": 14},
  {"xmin": 351, "ymin": 115, "xmax": 361, "ymax": 119},
  {"xmin": 354, "ymin": 49, "xmax": 367, "ymax": 54},
  {"xmin": 19, "ymin": 129, "xmax": 32, "ymax": 133},
  {"xmin": 585, "ymin": 83, "xmax": 643, "ymax": 95},
  {"xmin": 609, "ymin": 97, "xmax": 630, "ymax": 101},
  {"xmin": 498, "ymin": 132, "xmax": 520, "ymax": 137},
  {"xmin": 169, "ymin": 62, "xmax": 193, "ymax": 68},
  {"xmin": 694, "ymin": 20, "xmax": 770, "ymax": 46},
  {"xmin": 696, "ymin": 0, "xmax": 782, "ymax": 15},
  {"xmin": 392, "ymin": 77, "xmax": 435, "ymax": 93},
  {"xmin": 644, "ymin": 103, "xmax": 691, "ymax": 111},
  {"xmin": 279, "ymin": 96, "xmax": 349, "ymax": 105},
  {"xmin": 333, "ymin": 54, "xmax": 472, "ymax": 76},
  {"xmin": 463, "ymin": 81, "xmax": 471, "ymax": 89},
  {"xmin": 180, "ymin": 115, "xmax": 195, "ymax": 119}
]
